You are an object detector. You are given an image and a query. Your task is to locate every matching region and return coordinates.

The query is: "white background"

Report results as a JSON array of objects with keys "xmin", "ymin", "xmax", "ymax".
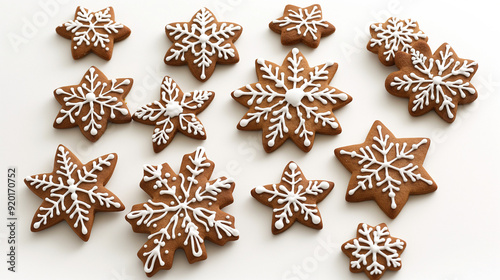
[{"xmin": 1, "ymin": 0, "xmax": 500, "ymax": 279}]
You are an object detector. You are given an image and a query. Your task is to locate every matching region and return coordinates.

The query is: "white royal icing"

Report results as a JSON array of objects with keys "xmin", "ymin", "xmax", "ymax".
[{"xmin": 272, "ymin": 5, "xmax": 329, "ymax": 40}]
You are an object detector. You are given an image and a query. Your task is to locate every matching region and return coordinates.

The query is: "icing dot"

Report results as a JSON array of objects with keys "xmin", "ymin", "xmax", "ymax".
[
  {"xmin": 90, "ymin": 128, "xmax": 98, "ymax": 136},
  {"xmin": 153, "ymin": 224, "xmax": 157, "ymax": 228},
  {"xmin": 254, "ymin": 186, "xmax": 266, "ymax": 194},
  {"xmin": 288, "ymin": 162, "xmax": 297, "ymax": 171},
  {"xmin": 105, "ymin": 47, "xmax": 109, "ymax": 51},
  {"xmin": 225, "ymin": 215, "xmax": 230, "ymax": 219},
  {"xmin": 178, "ymin": 196, "xmax": 183, "ymax": 200},
  {"xmin": 170, "ymin": 201, "xmax": 175, "ymax": 205},
  {"xmin": 199, "ymin": 34, "xmax": 210, "ymax": 43},
  {"xmin": 208, "ymin": 202, "xmax": 212, "ymax": 206},
  {"xmin": 311, "ymin": 215, "xmax": 321, "ymax": 225},
  {"xmin": 144, "ymin": 245, "xmax": 148, "ymax": 248},
  {"xmin": 171, "ymin": 177, "xmax": 176, "ymax": 181},
  {"xmin": 275, "ymin": 219, "xmax": 284, "ymax": 230},
  {"xmin": 165, "ymin": 250, "xmax": 169, "ymax": 254},
  {"xmin": 73, "ymin": 46, "xmax": 77, "ymax": 50},
  {"xmin": 179, "ymin": 213, "xmax": 184, "ymax": 218},
  {"xmin": 177, "ymin": 233, "xmax": 181, "ymax": 237}
]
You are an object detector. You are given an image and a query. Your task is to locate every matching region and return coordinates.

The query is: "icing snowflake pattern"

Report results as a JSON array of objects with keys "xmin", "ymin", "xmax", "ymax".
[
  {"xmin": 386, "ymin": 42, "xmax": 478, "ymax": 122},
  {"xmin": 56, "ymin": 6, "xmax": 131, "ymax": 60},
  {"xmin": 252, "ymin": 162, "xmax": 333, "ymax": 234},
  {"xmin": 126, "ymin": 147, "xmax": 239, "ymax": 276},
  {"xmin": 54, "ymin": 67, "xmax": 133, "ymax": 142},
  {"xmin": 368, "ymin": 18, "xmax": 427, "ymax": 66},
  {"xmin": 165, "ymin": 7, "xmax": 242, "ymax": 81},
  {"xmin": 270, "ymin": 4, "xmax": 335, "ymax": 48},
  {"xmin": 133, "ymin": 76, "xmax": 214, "ymax": 153},
  {"xmin": 25, "ymin": 145, "xmax": 124, "ymax": 241},
  {"xmin": 232, "ymin": 48, "xmax": 351, "ymax": 152},
  {"xmin": 342, "ymin": 223, "xmax": 405, "ymax": 280}
]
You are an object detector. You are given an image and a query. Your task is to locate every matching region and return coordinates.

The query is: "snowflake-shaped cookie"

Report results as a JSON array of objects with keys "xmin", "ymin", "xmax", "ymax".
[
  {"xmin": 164, "ymin": 7, "xmax": 242, "ymax": 82},
  {"xmin": 251, "ymin": 161, "xmax": 334, "ymax": 234},
  {"xmin": 126, "ymin": 147, "xmax": 239, "ymax": 277},
  {"xmin": 269, "ymin": 4, "xmax": 335, "ymax": 48},
  {"xmin": 367, "ymin": 17, "xmax": 427, "ymax": 66},
  {"xmin": 335, "ymin": 121, "xmax": 436, "ymax": 219},
  {"xmin": 56, "ymin": 6, "xmax": 131, "ymax": 60},
  {"xmin": 133, "ymin": 76, "xmax": 214, "ymax": 153},
  {"xmin": 232, "ymin": 48, "xmax": 352, "ymax": 153},
  {"xmin": 53, "ymin": 67, "xmax": 133, "ymax": 142},
  {"xmin": 342, "ymin": 223, "xmax": 406, "ymax": 280},
  {"xmin": 25, "ymin": 145, "xmax": 124, "ymax": 241},
  {"xmin": 386, "ymin": 41, "xmax": 478, "ymax": 123}
]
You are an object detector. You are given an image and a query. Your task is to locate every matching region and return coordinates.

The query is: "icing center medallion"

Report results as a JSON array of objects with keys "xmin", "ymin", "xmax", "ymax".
[
  {"xmin": 285, "ymin": 88, "xmax": 306, "ymax": 107},
  {"xmin": 164, "ymin": 101, "xmax": 183, "ymax": 117}
]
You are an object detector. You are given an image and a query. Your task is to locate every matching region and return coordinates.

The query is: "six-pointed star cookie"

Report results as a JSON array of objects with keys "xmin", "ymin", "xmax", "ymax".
[
  {"xmin": 53, "ymin": 66, "xmax": 133, "ymax": 142},
  {"xmin": 164, "ymin": 7, "xmax": 242, "ymax": 82},
  {"xmin": 269, "ymin": 4, "xmax": 335, "ymax": 48},
  {"xmin": 335, "ymin": 121, "xmax": 437, "ymax": 218},
  {"xmin": 367, "ymin": 17, "xmax": 427, "ymax": 66},
  {"xmin": 386, "ymin": 41, "xmax": 478, "ymax": 123},
  {"xmin": 56, "ymin": 6, "xmax": 131, "ymax": 60},
  {"xmin": 251, "ymin": 161, "xmax": 334, "ymax": 234},
  {"xmin": 232, "ymin": 48, "xmax": 352, "ymax": 153},
  {"xmin": 342, "ymin": 223, "xmax": 406, "ymax": 280},
  {"xmin": 25, "ymin": 145, "xmax": 124, "ymax": 241},
  {"xmin": 126, "ymin": 147, "xmax": 239, "ymax": 277},
  {"xmin": 133, "ymin": 76, "xmax": 214, "ymax": 153}
]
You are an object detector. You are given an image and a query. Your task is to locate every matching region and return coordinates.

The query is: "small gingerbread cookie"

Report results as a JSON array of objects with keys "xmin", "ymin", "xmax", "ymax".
[
  {"xmin": 269, "ymin": 4, "xmax": 335, "ymax": 48},
  {"xmin": 342, "ymin": 223, "xmax": 406, "ymax": 280},
  {"xmin": 251, "ymin": 161, "xmax": 334, "ymax": 234},
  {"xmin": 232, "ymin": 48, "xmax": 352, "ymax": 153},
  {"xmin": 25, "ymin": 145, "xmax": 124, "ymax": 241},
  {"xmin": 56, "ymin": 6, "xmax": 131, "ymax": 60},
  {"xmin": 54, "ymin": 66, "xmax": 133, "ymax": 142},
  {"xmin": 133, "ymin": 76, "xmax": 214, "ymax": 153},
  {"xmin": 367, "ymin": 17, "xmax": 427, "ymax": 66},
  {"xmin": 164, "ymin": 7, "xmax": 242, "ymax": 82},
  {"xmin": 334, "ymin": 121, "xmax": 437, "ymax": 219},
  {"xmin": 386, "ymin": 41, "xmax": 478, "ymax": 123},
  {"xmin": 126, "ymin": 147, "xmax": 239, "ymax": 277}
]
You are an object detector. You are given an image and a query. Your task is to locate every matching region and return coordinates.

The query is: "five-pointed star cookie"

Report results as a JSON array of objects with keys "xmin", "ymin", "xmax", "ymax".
[
  {"xmin": 126, "ymin": 147, "xmax": 239, "ymax": 277},
  {"xmin": 133, "ymin": 76, "xmax": 214, "ymax": 153},
  {"xmin": 56, "ymin": 6, "xmax": 131, "ymax": 60},
  {"xmin": 232, "ymin": 48, "xmax": 352, "ymax": 153},
  {"xmin": 342, "ymin": 223, "xmax": 406, "ymax": 280},
  {"xmin": 25, "ymin": 145, "xmax": 124, "ymax": 241},
  {"xmin": 164, "ymin": 7, "xmax": 242, "ymax": 82},
  {"xmin": 251, "ymin": 161, "xmax": 334, "ymax": 234},
  {"xmin": 367, "ymin": 17, "xmax": 427, "ymax": 66},
  {"xmin": 53, "ymin": 66, "xmax": 133, "ymax": 142},
  {"xmin": 335, "ymin": 121, "xmax": 437, "ymax": 219},
  {"xmin": 386, "ymin": 41, "xmax": 478, "ymax": 123},
  {"xmin": 269, "ymin": 4, "xmax": 335, "ymax": 48}
]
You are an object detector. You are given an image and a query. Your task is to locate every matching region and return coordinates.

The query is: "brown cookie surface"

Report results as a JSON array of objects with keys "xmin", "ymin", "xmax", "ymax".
[
  {"xmin": 334, "ymin": 120, "xmax": 436, "ymax": 219},
  {"xmin": 56, "ymin": 6, "xmax": 131, "ymax": 60},
  {"xmin": 269, "ymin": 4, "xmax": 335, "ymax": 48},
  {"xmin": 126, "ymin": 147, "xmax": 239, "ymax": 277},
  {"xmin": 251, "ymin": 161, "xmax": 334, "ymax": 234},
  {"xmin": 53, "ymin": 66, "xmax": 133, "ymax": 142},
  {"xmin": 25, "ymin": 145, "xmax": 124, "ymax": 241},
  {"xmin": 164, "ymin": 7, "xmax": 242, "ymax": 82},
  {"xmin": 232, "ymin": 48, "xmax": 352, "ymax": 153},
  {"xmin": 342, "ymin": 223, "xmax": 406, "ymax": 280}
]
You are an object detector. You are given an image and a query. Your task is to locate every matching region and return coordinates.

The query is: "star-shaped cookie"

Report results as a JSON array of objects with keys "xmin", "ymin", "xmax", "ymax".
[
  {"xmin": 334, "ymin": 121, "xmax": 437, "ymax": 219},
  {"xmin": 25, "ymin": 145, "xmax": 124, "ymax": 241},
  {"xmin": 56, "ymin": 6, "xmax": 131, "ymax": 60},
  {"xmin": 53, "ymin": 66, "xmax": 133, "ymax": 142},
  {"xmin": 133, "ymin": 76, "xmax": 214, "ymax": 153},
  {"xmin": 164, "ymin": 7, "xmax": 242, "ymax": 82},
  {"xmin": 232, "ymin": 48, "xmax": 352, "ymax": 153},
  {"xmin": 251, "ymin": 161, "xmax": 334, "ymax": 234},
  {"xmin": 386, "ymin": 41, "xmax": 478, "ymax": 123},
  {"xmin": 342, "ymin": 223, "xmax": 406, "ymax": 280},
  {"xmin": 269, "ymin": 4, "xmax": 335, "ymax": 48},
  {"xmin": 126, "ymin": 147, "xmax": 239, "ymax": 277}
]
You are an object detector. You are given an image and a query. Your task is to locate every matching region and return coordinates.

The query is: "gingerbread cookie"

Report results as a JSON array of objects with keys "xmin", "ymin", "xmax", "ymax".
[
  {"xmin": 133, "ymin": 76, "xmax": 214, "ymax": 153},
  {"xmin": 367, "ymin": 17, "xmax": 427, "ymax": 66},
  {"xmin": 126, "ymin": 147, "xmax": 239, "ymax": 277},
  {"xmin": 386, "ymin": 41, "xmax": 478, "ymax": 123},
  {"xmin": 164, "ymin": 7, "xmax": 242, "ymax": 82},
  {"xmin": 269, "ymin": 4, "xmax": 335, "ymax": 48},
  {"xmin": 232, "ymin": 48, "xmax": 351, "ymax": 153},
  {"xmin": 25, "ymin": 145, "xmax": 124, "ymax": 241},
  {"xmin": 251, "ymin": 161, "xmax": 334, "ymax": 234},
  {"xmin": 342, "ymin": 223, "xmax": 406, "ymax": 280},
  {"xmin": 56, "ymin": 6, "xmax": 131, "ymax": 60},
  {"xmin": 335, "ymin": 121, "xmax": 436, "ymax": 218},
  {"xmin": 54, "ymin": 66, "xmax": 133, "ymax": 142}
]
